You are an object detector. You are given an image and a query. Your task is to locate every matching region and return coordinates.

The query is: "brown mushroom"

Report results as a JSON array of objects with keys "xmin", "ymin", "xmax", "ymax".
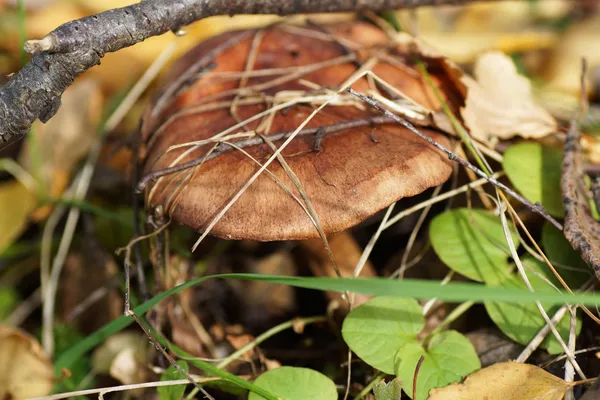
[{"xmin": 138, "ymin": 21, "xmax": 456, "ymax": 304}]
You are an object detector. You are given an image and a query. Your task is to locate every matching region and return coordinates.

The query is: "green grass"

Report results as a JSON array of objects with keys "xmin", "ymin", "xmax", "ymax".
[{"xmin": 56, "ymin": 272, "xmax": 600, "ymax": 375}]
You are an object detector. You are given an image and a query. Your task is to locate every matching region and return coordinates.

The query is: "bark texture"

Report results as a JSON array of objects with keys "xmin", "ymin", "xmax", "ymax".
[
  {"xmin": 561, "ymin": 121, "xmax": 600, "ymax": 280},
  {"xmin": 0, "ymin": 0, "xmax": 499, "ymax": 148}
]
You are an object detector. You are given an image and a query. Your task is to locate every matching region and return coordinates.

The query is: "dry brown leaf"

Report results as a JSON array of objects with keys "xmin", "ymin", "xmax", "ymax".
[
  {"xmin": 0, "ymin": 181, "xmax": 36, "ymax": 253},
  {"xmin": 19, "ymin": 79, "xmax": 102, "ymax": 221},
  {"xmin": 429, "ymin": 361, "xmax": 569, "ymax": 400},
  {"xmin": 0, "ymin": 325, "xmax": 54, "ymax": 399},
  {"xmin": 461, "ymin": 51, "xmax": 556, "ymax": 142},
  {"xmin": 21, "ymin": 79, "xmax": 101, "ymax": 184}
]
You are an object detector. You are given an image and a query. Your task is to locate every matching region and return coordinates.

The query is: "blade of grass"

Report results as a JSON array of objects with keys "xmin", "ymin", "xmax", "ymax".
[
  {"xmin": 56, "ymin": 273, "xmax": 600, "ymax": 373},
  {"xmin": 155, "ymin": 331, "xmax": 279, "ymax": 400}
]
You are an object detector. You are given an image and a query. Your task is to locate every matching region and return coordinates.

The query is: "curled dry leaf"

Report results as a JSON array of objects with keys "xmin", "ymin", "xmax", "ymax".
[
  {"xmin": 461, "ymin": 51, "xmax": 557, "ymax": 142},
  {"xmin": 428, "ymin": 361, "xmax": 570, "ymax": 400},
  {"xmin": 0, "ymin": 325, "xmax": 54, "ymax": 399}
]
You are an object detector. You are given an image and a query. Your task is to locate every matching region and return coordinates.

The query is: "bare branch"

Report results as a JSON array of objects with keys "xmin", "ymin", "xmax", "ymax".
[
  {"xmin": 561, "ymin": 121, "xmax": 600, "ymax": 280},
  {"xmin": 0, "ymin": 0, "xmax": 503, "ymax": 149}
]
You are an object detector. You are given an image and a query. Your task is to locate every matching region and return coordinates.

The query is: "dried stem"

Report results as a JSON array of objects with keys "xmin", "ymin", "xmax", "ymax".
[{"xmin": 127, "ymin": 310, "xmax": 215, "ymax": 400}]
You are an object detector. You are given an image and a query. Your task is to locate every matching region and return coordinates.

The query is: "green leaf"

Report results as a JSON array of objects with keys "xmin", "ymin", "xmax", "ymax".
[
  {"xmin": 430, "ymin": 209, "xmax": 518, "ymax": 283},
  {"xmin": 55, "ymin": 273, "xmax": 600, "ymax": 377},
  {"xmin": 503, "ymin": 143, "xmax": 564, "ymax": 217},
  {"xmin": 541, "ymin": 222, "xmax": 591, "ymax": 286},
  {"xmin": 485, "ymin": 257, "xmax": 581, "ymax": 354},
  {"xmin": 158, "ymin": 361, "xmax": 189, "ymax": 400},
  {"xmin": 373, "ymin": 378, "xmax": 402, "ymax": 400},
  {"xmin": 342, "ymin": 297, "xmax": 423, "ymax": 374},
  {"xmin": 248, "ymin": 367, "xmax": 337, "ymax": 400},
  {"xmin": 395, "ymin": 331, "xmax": 480, "ymax": 399}
]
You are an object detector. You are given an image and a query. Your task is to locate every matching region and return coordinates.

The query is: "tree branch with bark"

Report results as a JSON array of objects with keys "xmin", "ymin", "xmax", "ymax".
[{"xmin": 0, "ymin": 0, "xmax": 503, "ymax": 149}]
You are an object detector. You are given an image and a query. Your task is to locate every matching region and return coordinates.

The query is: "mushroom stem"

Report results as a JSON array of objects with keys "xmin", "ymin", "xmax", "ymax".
[{"xmin": 300, "ymin": 231, "xmax": 376, "ymax": 310}]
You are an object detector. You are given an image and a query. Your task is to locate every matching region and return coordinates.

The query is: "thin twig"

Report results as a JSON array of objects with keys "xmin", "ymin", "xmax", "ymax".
[
  {"xmin": 500, "ymin": 208, "xmax": 586, "ymax": 379},
  {"xmin": 516, "ymin": 305, "xmax": 569, "ymax": 363},
  {"xmin": 117, "ymin": 221, "xmax": 171, "ymax": 312},
  {"xmin": 347, "ymin": 87, "xmax": 563, "ymax": 231},
  {"xmin": 413, "ymin": 354, "xmax": 425, "ymax": 400},
  {"xmin": 65, "ymin": 276, "xmax": 121, "ymax": 322},
  {"xmin": 6, "ymin": 287, "xmax": 41, "ymax": 326},
  {"xmin": 564, "ymin": 306, "xmax": 577, "ymax": 400},
  {"xmin": 398, "ymin": 183, "xmax": 443, "ymax": 278},
  {"xmin": 383, "ymin": 173, "xmax": 503, "ymax": 231},
  {"xmin": 127, "ymin": 310, "xmax": 215, "ymax": 400},
  {"xmin": 189, "ymin": 67, "xmax": 379, "ymax": 251},
  {"xmin": 216, "ymin": 316, "xmax": 326, "ymax": 369},
  {"xmin": 28, "ymin": 377, "xmax": 221, "ymax": 400},
  {"xmin": 137, "ymin": 116, "xmax": 393, "ymax": 192}
]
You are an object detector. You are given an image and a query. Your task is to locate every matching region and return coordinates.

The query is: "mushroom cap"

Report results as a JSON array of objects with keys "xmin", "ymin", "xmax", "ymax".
[{"xmin": 141, "ymin": 21, "xmax": 455, "ymax": 241}]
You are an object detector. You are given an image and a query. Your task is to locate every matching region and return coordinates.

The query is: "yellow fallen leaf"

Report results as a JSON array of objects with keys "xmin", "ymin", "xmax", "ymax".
[
  {"xmin": 421, "ymin": 32, "xmax": 556, "ymax": 64},
  {"xmin": 0, "ymin": 181, "xmax": 36, "ymax": 253},
  {"xmin": 546, "ymin": 15, "xmax": 600, "ymax": 96},
  {"xmin": 396, "ymin": 1, "xmax": 564, "ymax": 63},
  {"xmin": 76, "ymin": 0, "xmax": 137, "ymax": 10},
  {"xmin": 27, "ymin": 1, "xmax": 85, "ymax": 40},
  {"xmin": 429, "ymin": 361, "xmax": 570, "ymax": 400},
  {"xmin": 461, "ymin": 51, "xmax": 556, "ymax": 142},
  {"xmin": 0, "ymin": 325, "xmax": 54, "ymax": 399},
  {"xmin": 19, "ymin": 79, "xmax": 102, "ymax": 221}
]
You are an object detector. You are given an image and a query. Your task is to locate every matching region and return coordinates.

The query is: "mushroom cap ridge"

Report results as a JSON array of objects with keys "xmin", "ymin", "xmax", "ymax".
[{"xmin": 142, "ymin": 21, "xmax": 454, "ymax": 241}]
